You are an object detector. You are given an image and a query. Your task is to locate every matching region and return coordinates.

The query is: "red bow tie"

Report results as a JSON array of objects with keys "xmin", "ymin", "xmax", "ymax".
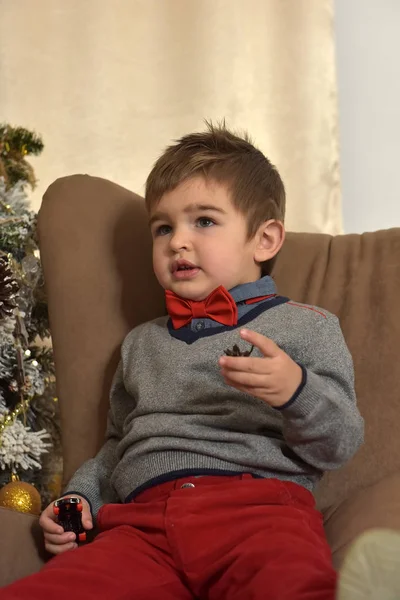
[{"xmin": 165, "ymin": 286, "xmax": 238, "ymax": 329}]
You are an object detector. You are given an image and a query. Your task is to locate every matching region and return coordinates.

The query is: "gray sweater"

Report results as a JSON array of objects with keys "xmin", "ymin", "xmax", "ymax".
[{"xmin": 66, "ymin": 298, "xmax": 364, "ymax": 517}]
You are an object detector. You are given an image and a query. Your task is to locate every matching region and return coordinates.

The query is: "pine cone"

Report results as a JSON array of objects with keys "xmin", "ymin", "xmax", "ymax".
[
  {"xmin": 224, "ymin": 344, "xmax": 254, "ymax": 357},
  {"xmin": 0, "ymin": 256, "xmax": 19, "ymax": 320}
]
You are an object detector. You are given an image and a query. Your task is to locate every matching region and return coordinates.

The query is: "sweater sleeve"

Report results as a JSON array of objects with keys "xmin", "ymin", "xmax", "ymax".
[
  {"xmin": 278, "ymin": 313, "xmax": 364, "ymax": 471},
  {"xmin": 63, "ymin": 361, "xmax": 132, "ymax": 518}
]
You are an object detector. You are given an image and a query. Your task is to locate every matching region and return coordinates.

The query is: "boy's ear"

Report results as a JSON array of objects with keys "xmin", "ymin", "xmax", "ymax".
[{"xmin": 253, "ymin": 220, "xmax": 285, "ymax": 264}]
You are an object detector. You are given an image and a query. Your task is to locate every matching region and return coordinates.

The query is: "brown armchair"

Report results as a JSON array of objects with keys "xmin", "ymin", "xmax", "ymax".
[{"xmin": 1, "ymin": 175, "xmax": 400, "ymax": 587}]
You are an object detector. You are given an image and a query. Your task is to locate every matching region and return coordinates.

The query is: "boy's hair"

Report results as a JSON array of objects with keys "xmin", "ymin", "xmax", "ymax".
[{"xmin": 145, "ymin": 121, "xmax": 286, "ymax": 274}]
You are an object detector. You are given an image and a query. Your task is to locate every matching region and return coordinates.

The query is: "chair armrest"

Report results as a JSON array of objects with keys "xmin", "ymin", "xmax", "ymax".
[
  {"xmin": 323, "ymin": 470, "xmax": 400, "ymax": 570},
  {"xmin": 0, "ymin": 506, "xmax": 49, "ymax": 587}
]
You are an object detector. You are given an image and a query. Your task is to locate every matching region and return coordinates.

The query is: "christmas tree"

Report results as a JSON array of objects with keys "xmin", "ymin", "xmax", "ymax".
[{"xmin": 0, "ymin": 124, "xmax": 61, "ymax": 514}]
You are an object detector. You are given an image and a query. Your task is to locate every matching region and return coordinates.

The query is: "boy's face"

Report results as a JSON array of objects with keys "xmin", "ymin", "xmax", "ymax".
[{"xmin": 149, "ymin": 176, "xmax": 262, "ymax": 301}]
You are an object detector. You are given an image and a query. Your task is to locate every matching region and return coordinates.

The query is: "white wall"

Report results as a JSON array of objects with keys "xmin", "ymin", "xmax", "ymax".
[{"xmin": 334, "ymin": 0, "xmax": 400, "ymax": 233}]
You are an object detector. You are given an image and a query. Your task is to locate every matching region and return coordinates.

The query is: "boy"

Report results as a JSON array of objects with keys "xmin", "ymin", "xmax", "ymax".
[{"xmin": 3, "ymin": 123, "xmax": 364, "ymax": 599}]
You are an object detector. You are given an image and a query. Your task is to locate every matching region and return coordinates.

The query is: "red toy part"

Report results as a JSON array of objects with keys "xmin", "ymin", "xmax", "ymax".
[
  {"xmin": 79, "ymin": 532, "xmax": 86, "ymax": 542},
  {"xmin": 53, "ymin": 506, "xmax": 60, "ymax": 516}
]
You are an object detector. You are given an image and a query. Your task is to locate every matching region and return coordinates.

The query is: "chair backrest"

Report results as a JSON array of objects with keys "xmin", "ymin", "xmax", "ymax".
[
  {"xmin": 38, "ymin": 175, "xmax": 400, "ymax": 509},
  {"xmin": 272, "ymin": 228, "xmax": 400, "ymax": 509}
]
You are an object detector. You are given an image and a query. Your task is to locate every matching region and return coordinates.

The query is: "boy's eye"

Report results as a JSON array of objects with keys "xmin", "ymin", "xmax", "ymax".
[
  {"xmin": 155, "ymin": 224, "xmax": 172, "ymax": 236},
  {"xmin": 197, "ymin": 217, "xmax": 215, "ymax": 228}
]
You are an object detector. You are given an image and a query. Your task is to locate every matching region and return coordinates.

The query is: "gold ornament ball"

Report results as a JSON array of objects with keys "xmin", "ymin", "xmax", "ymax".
[{"xmin": 0, "ymin": 481, "xmax": 41, "ymax": 515}]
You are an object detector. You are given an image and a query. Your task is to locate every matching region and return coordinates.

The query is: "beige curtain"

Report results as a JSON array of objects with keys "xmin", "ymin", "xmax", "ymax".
[{"xmin": 0, "ymin": 0, "xmax": 342, "ymax": 233}]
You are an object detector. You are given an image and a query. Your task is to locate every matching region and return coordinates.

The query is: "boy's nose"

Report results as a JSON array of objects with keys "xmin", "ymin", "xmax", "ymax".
[{"xmin": 169, "ymin": 231, "xmax": 191, "ymax": 252}]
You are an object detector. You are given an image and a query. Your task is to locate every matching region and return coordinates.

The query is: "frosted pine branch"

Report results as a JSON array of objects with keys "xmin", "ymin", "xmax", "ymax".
[
  {"xmin": 0, "ymin": 419, "xmax": 51, "ymax": 470},
  {"xmin": 0, "ymin": 178, "xmax": 30, "ymax": 214},
  {"xmin": 0, "ymin": 398, "xmax": 7, "ymax": 416}
]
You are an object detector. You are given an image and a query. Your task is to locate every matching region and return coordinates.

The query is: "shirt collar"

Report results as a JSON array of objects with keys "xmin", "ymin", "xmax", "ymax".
[{"xmin": 229, "ymin": 275, "xmax": 276, "ymax": 304}]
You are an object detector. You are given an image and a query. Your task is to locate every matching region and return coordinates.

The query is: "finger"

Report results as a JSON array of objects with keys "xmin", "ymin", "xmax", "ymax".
[
  {"xmin": 82, "ymin": 516, "xmax": 93, "ymax": 529},
  {"xmin": 219, "ymin": 356, "xmax": 270, "ymax": 374},
  {"xmin": 45, "ymin": 531, "xmax": 77, "ymax": 545},
  {"xmin": 223, "ymin": 379, "xmax": 266, "ymax": 399},
  {"xmin": 45, "ymin": 541, "xmax": 78, "ymax": 555},
  {"xmin": 222, "ymin": 370, "xmax": 267, "ymax": 388},
  {"xmin": 240, "ymin": 329, "xmax": 280, "ymax": 358},
  {"xmin": 39, "ymin": 515, "xmax": 64, "ymax": 535}
]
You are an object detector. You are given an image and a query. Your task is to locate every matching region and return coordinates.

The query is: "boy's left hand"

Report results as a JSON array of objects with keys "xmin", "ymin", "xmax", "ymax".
[{"xmin": 218, "ymin": 329, "xmax": 302, "ymax": 408}]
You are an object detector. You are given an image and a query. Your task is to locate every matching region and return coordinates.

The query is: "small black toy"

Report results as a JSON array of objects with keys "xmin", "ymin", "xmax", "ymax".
[
  {"xmin": 53, "ymin": 496, "xmax": 86, "ymax": 543},
  {"xmin": 224, "ymin": 344, "xmax": 254, "ymax": 357}
]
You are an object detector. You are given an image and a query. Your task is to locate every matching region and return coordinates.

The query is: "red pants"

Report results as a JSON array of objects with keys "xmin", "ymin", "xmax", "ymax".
[{"xmin": 2, "ymin": 475, "xmax": 336, "ymax": 599}]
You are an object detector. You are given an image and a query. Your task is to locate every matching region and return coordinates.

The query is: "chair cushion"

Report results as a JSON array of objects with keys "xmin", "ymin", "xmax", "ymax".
[
  {"xmin": 323, "ymin": 470, "xmax": 400, "ymax": 569},
  {"xmin": 0, "ymin": 507, "xmax": 47, "ymax": 586}
]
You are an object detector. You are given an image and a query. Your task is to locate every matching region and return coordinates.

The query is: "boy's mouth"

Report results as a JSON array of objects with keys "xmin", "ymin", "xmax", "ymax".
[{"xmin": 171, "ymin": 259, "xmax": 200, "ymax": 279}]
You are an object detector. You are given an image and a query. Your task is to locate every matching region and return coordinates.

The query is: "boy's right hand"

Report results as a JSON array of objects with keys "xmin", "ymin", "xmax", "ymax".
[{"xmin": 39, "ymin": 495, "xmax": 93, "ymax": 555}]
